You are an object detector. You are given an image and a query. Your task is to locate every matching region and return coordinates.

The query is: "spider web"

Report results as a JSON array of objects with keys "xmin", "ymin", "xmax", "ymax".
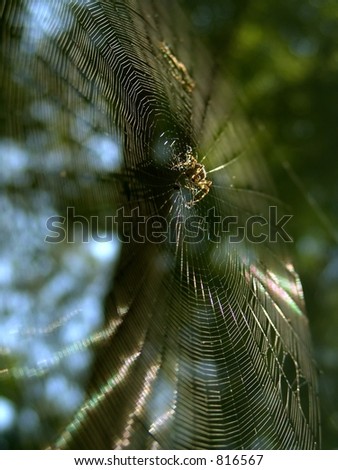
[{"xmin": 0, "ymin": 0, "xmax": 320, "ymax": 449}]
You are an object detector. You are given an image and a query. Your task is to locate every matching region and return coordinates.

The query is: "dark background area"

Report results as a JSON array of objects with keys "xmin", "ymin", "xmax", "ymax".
[{"xmin": 0, "ymin": 0, "xmax": 337, "ymax": 449}]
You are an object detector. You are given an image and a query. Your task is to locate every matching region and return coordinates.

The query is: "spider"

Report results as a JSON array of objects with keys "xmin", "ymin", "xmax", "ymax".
[{"xmin": 172, "ymin": 147, "xmax": 212, "ymax": 207}]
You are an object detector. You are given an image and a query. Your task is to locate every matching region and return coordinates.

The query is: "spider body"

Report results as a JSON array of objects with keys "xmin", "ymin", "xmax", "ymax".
[{"xmin": 172, "ymin": 147, "xmax": 212, "ymax": 207}]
